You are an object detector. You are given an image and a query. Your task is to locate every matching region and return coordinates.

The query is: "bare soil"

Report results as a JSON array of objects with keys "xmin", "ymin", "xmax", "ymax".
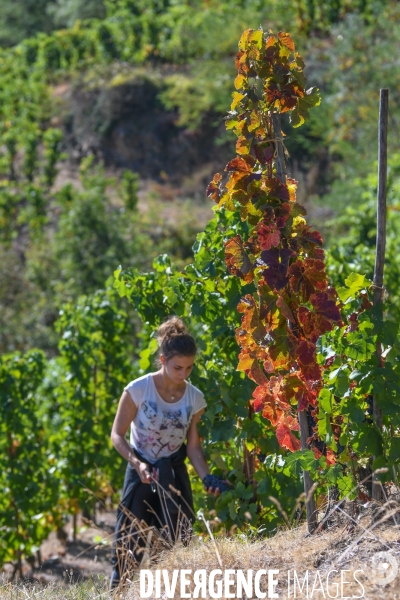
[{"xmin": 1, "ymin": 510, "xmax": 116, "ymax": 586}]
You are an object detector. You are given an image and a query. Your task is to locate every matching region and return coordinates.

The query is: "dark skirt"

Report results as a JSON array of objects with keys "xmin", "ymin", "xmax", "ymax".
[{"xmin": 111, "ymin": 443, "xmax": 195, "ymax": 573}]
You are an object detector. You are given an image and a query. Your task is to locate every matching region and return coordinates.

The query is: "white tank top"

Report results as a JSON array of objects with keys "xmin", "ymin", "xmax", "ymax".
[{"xmin": 124, "ymin": 373, "xmax": 207, "ymax": 463}]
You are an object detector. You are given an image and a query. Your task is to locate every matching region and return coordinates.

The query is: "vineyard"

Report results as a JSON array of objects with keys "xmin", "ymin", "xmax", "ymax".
[{"xmin": 1, "ymin": 0, "xmax": 400, "ymax": 588}]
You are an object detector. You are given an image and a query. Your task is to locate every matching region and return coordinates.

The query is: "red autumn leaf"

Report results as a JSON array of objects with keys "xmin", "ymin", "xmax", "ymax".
[
  {"xmin": 254, "ymin": 142, "xmax": 274, "ymax": 164},
  {"xmin": 279, "ymin": 412, "xmax": 300, "ymax": 431},
  {"xmin": 290, "ymin": 225, "xmax": 323, "ymax": 255},
  {"xmin": 226, "ymin": 171, "xmax": 253, "ymax": 193},
  {"xmin": 286, "ymin": 178, "xmax": 298, "ymax": 202},
  {"xmin": 269, "ymin": 375, "xmax": 287, "ymax": 403},
  {"xmin": 296, "ymin": 339, "xmax": 316, "ymax": 366},
  {"xmin": 263, "ymin": 177, "xmax": 290, "ymax": 201},
  {"xmin": 312, "ymin": 446, "xmax": 323, "ymax": 460},
  {"xmin": 309, "ymin": 247, "xmax": 325, "ymax": 260},
  {"xmin": 268, "ymin": 346, "xmax": 292, "ymax": 371},
  {"xmin": 261, "ymin": 248, "xmax": 294, "ymax": 290},
  {"xmin": 250, "ymin": 361, "xmax": 269, "ymax": 385},
  {"xmin": 225, "ymin": 155, "xmax": 254, "ymax": 173},
  {"xmin": 345, "ymin": 312, "xmax": 358, "ymax": 334},
  {"xmin": 263, "ymin": 403, "xmax": 284, "ymax": 427},
  {"xmin": 276, "ymin": 295, "xmax": 295, "ymax": 323},
  {"xmin": 225, "ymin": 236, "xmax": 254, "ymax": 284},
  {"xmin": 295, "ymin": 378, "xmax": 321, "ymax": 410},
  {"xmin": 253, "ymin": 389, "xmax": 282, "ymax": 426},
  {"xmin": 304, "ymin": 228, "xmax": 323, "ymax": 246},
  {"xmin": 282, "ymin": 373, "xmax": 305, "ymax": 403},
  {"xmin": 237, "ymin": 350, "xmax": 268, "ymax": 386},
  {"xmin": 206, "ymin": 173, "xmax": 222, "ymax": 203},
  {"xmin": 236, "ymin": 327, "xmax": 258, "ymax": 353},
  {"xmin": 236, "ymin": 136, "xmax": 251, "ymax": 155},
  {"xmin": 264, "ymin": 81, "xmax": 282, "ymax": 107},
  {"xmin": 235, "ymin": 50, "xmax": 249, "ymax": 74},
  {"xmin": 276, "ymin": 423, "xmax": 301, "ymax": 452},
  {"xmin": 258, "ymin": 282, "xmax": 278, "ymax": 314},
  {"xmin": 264, "ymin": 45, "xmax": 279, "ymax": 64},
  {"xmin": 252, "ymin": 377, "xmax": 292, "ymax": 426},
  {"xmin": 263, "ymin": 355, "xmax": 275, "ymax": 373},
  {"xmin": 257, "ymin": 222, "xmax": 280, "ymax": 250},
  {"xmin": 237, "ymin": 294, "xmax": 266, "ymax": 342},
  {"xmin": 265, "ymin": 35, "xmax": 277, "ymax": 49},
  {"xmin": 297, "ymin": 306, "xmax": 315, "ymax": 336},
  {"xmin": 278, "ymin": 31, "xmax": 295, "ymax": 52},
  {"xmin": 235, "ymin": 50, "xmax": 244, "ymax": 70},
  {"xmin": 325, "ymin": 449, "xmax": 336, "ymax": 465},
  {"xmin": 275, "ymin": 202, "xmax": 292, "ymax": 228},
  {"xmin": 266, "ymin": 327, "xmax": 298, "ymax": 371},
  {"xmin": 237, "ymin": 351, "xmax": 256, "ymax": 372},
  {"xmin": 360, "ymin": 292, "xmax": 373, "ymax": 310},
  {"xmin": 300, "ymin": 361, "xmax": 321, "ymax": 382},
  {"xmin": 288, "ymin": 258, "xmax": 328, "ymax": 301},
  {"xmin": 285, "ymin": 82, "xmax": 304, "ymax": 99},
  {"xmin": 325, "ymin": 355, "xmax": 336, "ymax": 368},
  {"xmin": 252, "ymin": 387, "xmax": 265, "ymax": 413},
  {"xmin": 310, "ymin": 291, "xmax": 341, "ymax": 323},
  {"xmin": 297, "ymin": 306, "xmax": 333, "ymax": 343},
  {"xmin": 277, "ymin": 83, "xmax": 299, "ymax": 113},
  {"xmin": 297, "ymin": 394, "xmax": 309, "ymax": 411},
  {"xmin": 268, "ymin": 324, "xmax": 298, "ymax": 367}
]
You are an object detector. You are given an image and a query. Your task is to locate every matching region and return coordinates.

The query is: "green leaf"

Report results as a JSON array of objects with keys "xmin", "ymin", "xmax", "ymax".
[
  {"xmin": 352, "ymin": 423, "xmax": 382, "ymax": 456},
  {"xmin": 344, "ymin": 334, "xmax": 374, "ymax": 360},
  {"xmin": 337, "ymin": 272, "xmax": 366, "ymax": 302},
  {"xmin": 318, "ymin": 389, "xmax": 333, "ymax": 414},
  {"xmin": 389, "ymin": 437, "xmax": 400, "ymax": 461},
  {"xmin": 229, "ymin": 500, "xmax": 238, "ymax": 521},
  {"xmin": 337, "ymin": 474, "xmax": 354, "ymax": 497},
  {"xmin": 289, "ymin": 87, "xmax": 321, "ymax": 128},
  {"xmin": 210, "ymin": 451, "xmax": 227, "ymax": 471},
  {"xmin": 341, "ymin": 397, "xmax": 365, "ymax": 423}
]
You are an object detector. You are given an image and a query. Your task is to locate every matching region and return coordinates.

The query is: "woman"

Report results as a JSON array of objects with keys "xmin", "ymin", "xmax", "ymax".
[{"xmin": 110, "ymin": 317, "xmax": 226, "ymax": 588}]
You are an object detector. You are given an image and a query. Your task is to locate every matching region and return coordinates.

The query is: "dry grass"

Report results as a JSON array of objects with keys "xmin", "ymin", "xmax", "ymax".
[
  {"xmin": 122, "ymin": 500, "xmax": 400, "ymax": 599},
  {"xmin": 1, "ymin": 497, "xmax": 400, "ymax": 599}
]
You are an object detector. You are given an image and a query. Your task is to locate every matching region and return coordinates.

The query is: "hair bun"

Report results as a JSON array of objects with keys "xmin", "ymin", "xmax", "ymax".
[
  {"xmin": 156, "ymin": 317, "xmax": 197, "ymax": 362},
  {"xmin": 157, "ymin": 316, "xmax": 187, "ymax": 343}
]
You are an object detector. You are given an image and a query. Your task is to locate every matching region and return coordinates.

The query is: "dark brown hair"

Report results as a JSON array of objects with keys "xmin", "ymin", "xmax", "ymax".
[{"xmin": 157, "ymin": 317, "xmax": 197, "ymax": 362}]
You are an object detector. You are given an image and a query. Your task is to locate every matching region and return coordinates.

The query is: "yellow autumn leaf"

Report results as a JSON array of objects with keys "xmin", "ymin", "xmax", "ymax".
[
  {"xmin": 231, "ymin": 92, "xmax": 246, "ymax": 111},
  {"xmin": 248, "ymin": 110, "xmax": 261, "ymax": 132},
  {"xmin": 234, "ymin": 74, "xmax": 247, "ymax": 90},
  {"xmin": 238, "ymin": 29, "xmax": 252, "ymax": 51},
  {"xmin": 248, "ymin": 29, "xmax": 263, "ymax": 49},
  {"xmin": 236, "ymin": 136, "xmax": 251, "ymax": 155}
]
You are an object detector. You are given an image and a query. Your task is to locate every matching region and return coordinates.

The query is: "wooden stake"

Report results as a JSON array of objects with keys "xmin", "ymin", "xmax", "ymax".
[
  {"xmin": 298, "ymin": 410, "xmax": 318, "ymax": 531},
  {"xmin": 272, "ymin": 112, "xmax": 318, "ymax": 532},
  {"xmin": 272, "ymin": 113, "xmax": 286, "ymax": 183},
  {"xmin": 372, "ymin": 88, "xmax": 389, "ymax": 501}
]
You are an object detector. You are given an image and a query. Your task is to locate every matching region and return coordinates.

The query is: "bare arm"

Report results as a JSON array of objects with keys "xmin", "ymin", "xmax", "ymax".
[
  {"xmin": 187, "ymin": 409, "xmax": 222, "ymax": 497},
  {"xmin": 186, "ymin": 408, "xmax": 209, "ymax": 480},
  {"xmin": 110, "ymin": 390, "xmax": 151, "ymax": 483}
]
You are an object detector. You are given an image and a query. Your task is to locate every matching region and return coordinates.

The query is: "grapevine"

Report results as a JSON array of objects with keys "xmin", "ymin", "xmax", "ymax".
[
  {"xmin": 0, "ymin": 351, "xmax": 60, "ymax": 576},
  {"xmin": 208, "ymin": 28, "xmax": 342, "ymax": 457}
]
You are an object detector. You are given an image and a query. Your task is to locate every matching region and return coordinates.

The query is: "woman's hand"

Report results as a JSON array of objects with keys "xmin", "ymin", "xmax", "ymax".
[
  {"xmin": 204, "ymin": 484, "xmax": 226, "ymax": 497},
  {"xmin": 135, "ymin": 461, "xmax": 152, "ymax": 484},
  {"xmin": 203, "ymin": 475, "xmax": 231, "ymax": 496}
]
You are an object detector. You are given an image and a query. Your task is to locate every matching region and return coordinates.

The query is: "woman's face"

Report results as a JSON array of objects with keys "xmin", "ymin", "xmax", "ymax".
[{"xmin": 161, "ymin": 354, "xmax": 195, "ymax": 384}]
